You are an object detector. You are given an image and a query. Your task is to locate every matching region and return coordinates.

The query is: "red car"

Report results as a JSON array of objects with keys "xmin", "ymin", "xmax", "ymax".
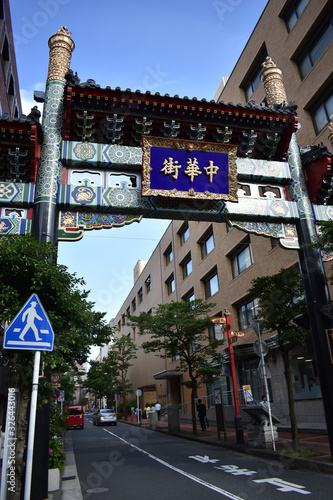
[{"xmin": 66, "ymin": 406, "xmax": 84, "ymax": 429}]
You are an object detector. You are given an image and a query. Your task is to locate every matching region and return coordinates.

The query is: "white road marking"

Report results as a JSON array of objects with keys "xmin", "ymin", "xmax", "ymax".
[{"xmin": 103, "ymin": 428, "xmax": 246, "ymax": 499}]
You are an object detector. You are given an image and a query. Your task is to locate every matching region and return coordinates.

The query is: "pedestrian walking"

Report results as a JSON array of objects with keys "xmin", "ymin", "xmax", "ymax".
[{"xmin": 196, "ymin": 399, "xmax": 206, "ymax": 431}]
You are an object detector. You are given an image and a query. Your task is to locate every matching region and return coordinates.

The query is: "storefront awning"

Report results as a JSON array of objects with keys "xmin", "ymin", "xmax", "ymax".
[{"xmin": 153, "ymin": 370, "xmax": 183, "ymax": 380}]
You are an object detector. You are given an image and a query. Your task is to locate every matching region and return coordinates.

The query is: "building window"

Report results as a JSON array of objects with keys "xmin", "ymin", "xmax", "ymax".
[
  {"xmin": 183, "ymin": 290, "xmax": 195, "ymax": 302},
  {"xmin": 298, "ymin": 16, "xmax": 333, "ymax": 80},
  {"xmin": 118, "ymin": 320, "xmax": 121, "ymax": 331},
  {"xmin": 311, "ymin": 91, "xmax": 333, "ymax": 135},
  {"xmin": 270, "ymin": 237, "xmax": 280, "ymax": 250},
  {"xmin": 132, "ymin": 328, "xmax": 136, "ymax": 342},
  {"xmin": 166, "ymin": 275, "xmax": 175, "ymax": 296},
  {"xmin": 285, "ymin": 0, "xmax": 309, "ymax": 32},
  {"xmin": 231, "ymin": 242, "xmax": 253, "ymax": 278},
  {"xmin": 179, "ymin": 223, "xmax": 189, "ymax": 246},
  {"xmin": 290, "ymin": 354, "xmax": 321, "ymax": 400},
  {"xmin": 237, "ymin": 298, "xmax": 259, "ymax": 330},
  {"xmin": 126, "ymin": 306, "xmax": 130, "ymax": 318},
  {"xmin": 203, "ymin": 270, "xmax": 219, "ymax": 299},
  {"xmin": 208, "ymin": 320, "xmax": 224, "ymax": 344},
  {"xmin": 243, "ymin": 48, "xmax": 267, "ymax": 102},
  {"xmin": 145, "ymin": 275, "xmax": 151, "ymax": 293},
  {"xmin": 164, "ymin": 245, "xmax": 173, "ymax": 266},
  {"xmin": 138, "ymin": 287, "xmax": 143, "ymax": 304},
  {"xmin": 181, "ymin": 254, "xmax": 192, "ymax": 280},
  {"xmin": 131, "ymin": 297, "xmax": 136, "ymax": 313},
  {"xmin": 200, "ymin": 230, "xmax": 214, "ymax": 259},
  {"xmin": 122, "ymin": 314, "xmax": 126, "ymax": 326}
]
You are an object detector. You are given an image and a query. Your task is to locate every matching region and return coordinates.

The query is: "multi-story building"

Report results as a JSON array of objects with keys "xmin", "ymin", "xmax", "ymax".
[
  {"xmin": 108, "ymin": 0, "xmax": 332, "ymax": 425},
  {"xmin": 0, "ymin": 0, "xmax": 22, "ymax": 117},
  {"xmin": 214, "ymin": 0, "xmax": 332, "ymax": 151}
]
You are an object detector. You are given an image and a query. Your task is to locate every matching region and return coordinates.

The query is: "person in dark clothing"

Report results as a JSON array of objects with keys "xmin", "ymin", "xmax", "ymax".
[{"xmin": 196, "ymin": 399, "xmax": 206, "ymax": 431}]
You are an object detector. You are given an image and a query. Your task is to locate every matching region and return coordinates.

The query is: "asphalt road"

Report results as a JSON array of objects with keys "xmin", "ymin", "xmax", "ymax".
[{"xmin": 70, "ymin": 414, "xmax": 333, "ymax": 500}]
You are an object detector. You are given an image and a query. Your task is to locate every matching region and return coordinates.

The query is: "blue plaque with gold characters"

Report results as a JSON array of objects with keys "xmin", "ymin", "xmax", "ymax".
[{"xmin": 142, "ymin": 137, "xmax": 238, "ymax": 201}]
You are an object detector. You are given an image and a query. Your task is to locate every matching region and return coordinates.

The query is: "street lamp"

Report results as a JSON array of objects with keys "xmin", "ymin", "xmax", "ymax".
[{"xmin": 224, "ymin": 309, "xmax": 244, "ymax": 444}]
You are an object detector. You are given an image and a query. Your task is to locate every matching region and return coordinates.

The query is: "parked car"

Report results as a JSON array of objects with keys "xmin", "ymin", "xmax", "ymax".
[
  {"xmin": 66, "ymin": 405, "xmax": 84, "ymax": 429},
  {"xmin": 93, "ymin": 408, "xmax": 117, "ymax": 426}
]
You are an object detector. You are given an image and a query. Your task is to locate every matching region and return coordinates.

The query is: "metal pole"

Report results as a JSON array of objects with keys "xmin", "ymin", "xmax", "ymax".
[
  {"xmin": 24, "ymin": 351, "xmax": 41, "ymax": 500},
  {"xmin": 256, "ymin": 321, "xmax": 276, "ymax": 451},
  {"xmin": 225, "ymin": 311, "xmax": 244, "ymax": 444}
]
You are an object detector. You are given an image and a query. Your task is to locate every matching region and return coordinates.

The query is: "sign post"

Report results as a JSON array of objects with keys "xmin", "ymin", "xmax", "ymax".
[
  {"xmin": 2, "ymin": 293, "xmax": 54, "ymax": 500},
  {"xmin": 136, "ymin": 389, "xmax": 142, "ymax": 424}
]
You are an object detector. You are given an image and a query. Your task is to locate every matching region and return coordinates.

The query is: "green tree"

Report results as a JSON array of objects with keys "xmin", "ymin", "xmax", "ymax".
[
  {"xmin": 86, "ymin": 355, "xmax": 119, "ymax": 408},
  {"xmin": 86, "ymin": 335, "xmax": 137, "ymax": 415},
  {"xmin": 0, "ymin": 235, "xmax": 113, "ymax": 496},
  {"xmin": 112, "ymin": 335, "xmax": 138, "ymax": 419},
  {"xmin": 248, "ymin": 267, "xmax": 308, "ymax": 451},
  {"xmin": 129, "ymin": 299, "xmax": 224, "ymax": 434},
  {"xmin": 310, "ymin": 220, "xmax": 333, "ymax": 282}
]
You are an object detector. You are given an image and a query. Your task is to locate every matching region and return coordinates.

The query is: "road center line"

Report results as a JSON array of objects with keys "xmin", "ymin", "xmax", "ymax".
[{"xmin": 103, "ymin": 428, "xmax": 245, "ymax": 500}]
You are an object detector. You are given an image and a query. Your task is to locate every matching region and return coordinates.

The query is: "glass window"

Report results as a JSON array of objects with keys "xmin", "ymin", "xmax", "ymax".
[
  {"xmin": 270, "ymin": 237, "xmax": 279, "ymax": 250},
  {"xmin": 138, "ymin": 287, "xmax": 143, "ymax": 304},
  {"xmin": 145, "ymin": 275, "xmax": 151, "ymax": 293},
  {"xmin": 181, "ymin": 255, "xmax": 192, "ymax": 280},
  {"xmin": 122, "ymin": 314, "xmax": 125, "ymax": 326},
  {"xmin": 166, "ymin": 275, "xmax": 175, "ymax": 295},
  {"xmin": 237, "ymin": 298, "xmax": 259, "ymax": 330},
  {"xmin": 231, "ymin": 243, "xmax": 253, "ymax": 278},
  {"xmin": 208, "ymin": 321, "xmax": 224, "ymax": 344},
  {"xmin": 243, "ymin": 50, "xmax": 268, "ymax": 101},
  {"xmin": 298, "ymin": 16, "xmax": 333, "ymax": 80},
  {"xmin": 311, "ymin": 92, "xmax": 333, "ymax": 135},
  {"xmin": 179, "ymin": 224, "xmax": 189, "ymax": 246},
  {"xmin": 285, "ymin": 0, "xmax": 309, "ymax": 32},
  {"xmin": 290, "ymin": 355, "xmax": 322, "ymax": 400},
  {"xmin": 131, "ymin": 297, "xmax": 136, "ymax": 313},
  {"xmin": 164, "ymin": 245, "xmax": 173, "ymax": 266},
  {"xmin": 200, "ymin": 231, "xmax": 214, "ymax": 259},
  {"xmin": 183, "ymin": 290, "xmax": 195, "ymax": 302},
  {"xmin": 203, "ymin": 271, "xmax": 219, "ymax": 299}
]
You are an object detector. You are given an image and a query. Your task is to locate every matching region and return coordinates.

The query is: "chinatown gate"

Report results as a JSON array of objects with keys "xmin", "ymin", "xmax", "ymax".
[{"xmin": 1, "ymin": 26, "xmax": 333, "ymax": 462}]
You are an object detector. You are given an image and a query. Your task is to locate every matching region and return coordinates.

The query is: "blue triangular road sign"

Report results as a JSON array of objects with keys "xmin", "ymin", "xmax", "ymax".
[{"xmin": 3, "ymin": 293, "xmax": 54, "ymax": 351}]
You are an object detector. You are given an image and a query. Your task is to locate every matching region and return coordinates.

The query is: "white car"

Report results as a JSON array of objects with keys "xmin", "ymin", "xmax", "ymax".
[{"xmin": 93, "ymin": 409, "xmax": 117, "ymax": 426}]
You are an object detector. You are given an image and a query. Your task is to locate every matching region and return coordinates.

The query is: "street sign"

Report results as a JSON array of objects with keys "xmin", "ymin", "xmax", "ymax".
[
  {"xmin": 51, "ymin": 371, "xmax": 61, "ymax": 384},
  {"xmin": 253, "ymin": 339, "xmax": 268, "ymax": 357},
  {"xmin": 51, "ymin": 389, "xmax": 60, "ymax": 400},
  {"xmin": 3, "ymin": 293, "xmax": 54, "ymax": 351},
  {"xmin": 211, "ymin": 317, "xmax": 226, "ymax": 324}
]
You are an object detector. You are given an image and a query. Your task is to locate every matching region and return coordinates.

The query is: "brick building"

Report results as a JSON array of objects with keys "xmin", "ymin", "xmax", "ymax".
[
  {"xmin": 0, "ymin": 0, "xmax": 22, "ymax": 117},
  {"xmin": 107, "ymin": 0, "xmax": 332, "ymax": 425}
]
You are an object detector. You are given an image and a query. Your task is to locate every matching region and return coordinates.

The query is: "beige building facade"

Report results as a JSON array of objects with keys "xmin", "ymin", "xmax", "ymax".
[
  {"xmin": 108, "ymin": 0, "xmax": 332, "ymax": 424},
  {"xmin": 215, "ymin": 0, "xmax": 332, "ymax": 150}
]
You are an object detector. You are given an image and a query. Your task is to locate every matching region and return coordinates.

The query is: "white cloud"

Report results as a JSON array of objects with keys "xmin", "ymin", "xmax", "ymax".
[{"xmin": 20, "ymin": 82, "xmax": 45, "ymax": 116}]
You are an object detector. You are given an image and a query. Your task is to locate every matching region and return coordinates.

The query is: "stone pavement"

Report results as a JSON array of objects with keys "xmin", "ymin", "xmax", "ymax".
[{"xmin": 57, "ymin": 417, "xmax": 333, "ymax": 499}]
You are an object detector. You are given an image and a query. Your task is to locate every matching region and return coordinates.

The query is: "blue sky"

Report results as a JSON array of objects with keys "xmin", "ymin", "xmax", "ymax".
[{"xmin": 9, "ymin": 0, "xmax": 268, "ymax": 355}]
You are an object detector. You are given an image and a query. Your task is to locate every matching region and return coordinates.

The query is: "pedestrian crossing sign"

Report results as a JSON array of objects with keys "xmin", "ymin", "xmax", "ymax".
[{"xmin": 3, "ymin": 293, "xmax": 54, "ymax": 351}]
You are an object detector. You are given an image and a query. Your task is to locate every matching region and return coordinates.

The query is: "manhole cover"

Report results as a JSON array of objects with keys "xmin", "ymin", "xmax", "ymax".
[{"xmin": 86, "ymin": 488, "xmax": 109, "ymax": 494}]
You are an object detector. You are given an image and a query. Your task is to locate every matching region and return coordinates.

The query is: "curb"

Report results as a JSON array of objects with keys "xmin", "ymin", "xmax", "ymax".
[{"xmin": 60, "ymin": 432, "xmax": 83, "ymax": 500}]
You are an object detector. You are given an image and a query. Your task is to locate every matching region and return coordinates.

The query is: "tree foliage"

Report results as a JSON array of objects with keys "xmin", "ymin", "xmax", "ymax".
[
  {"xmin": 86, "ymin": 335, "xmax": 137, "ymax": 412},
  {"xmin": 129, "ymin": 299, "xmax": 224, "ymax": 434},
  {"xmin": 0, "ymin": 235, "xmax": 114, "ymax": 388},
  {"xmin": 310, "ymin": 220, "xmax": 333, "ymax": 282}
]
